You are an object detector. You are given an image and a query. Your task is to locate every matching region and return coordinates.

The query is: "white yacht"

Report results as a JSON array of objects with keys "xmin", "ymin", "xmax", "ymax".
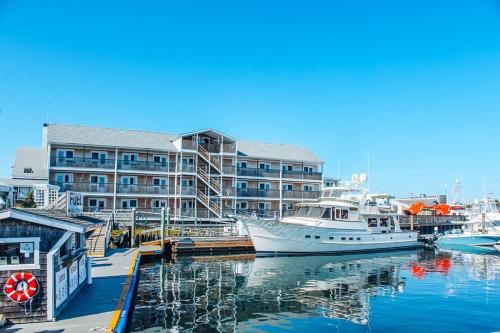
[
  {"xmin": 436, "ymin": 198, "xmax": 500, "ymax": 253},
  {"xmin": 240, "ymin": 175, "xmax": 420, "ymax": 255}
]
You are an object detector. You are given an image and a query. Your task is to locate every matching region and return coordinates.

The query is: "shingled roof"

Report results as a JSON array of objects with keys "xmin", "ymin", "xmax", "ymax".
[
  {"xmin": 47, "ymin": 124, "xmax": 177, "ymax": 151},
  {"xmin": 45, "ymin": 123, "xmax": 323, "ymax": 163}
]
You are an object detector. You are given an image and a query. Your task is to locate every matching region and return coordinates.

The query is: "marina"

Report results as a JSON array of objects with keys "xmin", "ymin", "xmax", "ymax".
[{"xmin": 1, "ymin": 3, "xmax": 500, "ymax": 331}]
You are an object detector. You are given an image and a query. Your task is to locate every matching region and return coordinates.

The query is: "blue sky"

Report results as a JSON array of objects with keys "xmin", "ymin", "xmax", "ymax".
[{"xmin": 1, "ymin": 1, "xmax": 500, "ymax": 199}]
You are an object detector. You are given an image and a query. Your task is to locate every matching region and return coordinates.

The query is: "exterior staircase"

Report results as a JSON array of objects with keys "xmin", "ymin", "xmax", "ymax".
[
  {"xmin": 197, "ymin": 189, "xmax": 221, "ymax": 217},
  {"xmin": 44, "ymin": 193, "xmax": 67, "ymax": 210}
]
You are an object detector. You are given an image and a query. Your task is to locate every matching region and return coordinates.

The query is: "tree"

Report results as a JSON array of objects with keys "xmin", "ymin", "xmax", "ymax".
[{"xmin": 21, "ymin": 191, "xmax": 36, "ymax": 208}]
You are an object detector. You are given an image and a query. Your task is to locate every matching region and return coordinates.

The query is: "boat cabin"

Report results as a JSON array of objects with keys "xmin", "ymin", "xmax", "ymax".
[{"xmin": 292, "ymin": 204, "xmax": 359, "ymax": 222}]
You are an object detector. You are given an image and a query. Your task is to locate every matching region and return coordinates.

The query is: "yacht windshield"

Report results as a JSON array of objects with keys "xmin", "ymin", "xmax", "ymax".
[
  {"xmin": 296, "ymin": 207, "xmax": 309, "ymax": 217},
  {"xmin": 307, "ymin": 207, "xmax": 322, "ymax": 217}
]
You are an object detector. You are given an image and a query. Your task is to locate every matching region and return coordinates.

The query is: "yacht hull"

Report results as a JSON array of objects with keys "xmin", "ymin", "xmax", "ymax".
[
  {"xmin": 243, "ymin": 219, "xmax": 420, "ymax": 255},
  {"xmin": 436, "ymin": 234, "xmax": 500, "ymax": 254}
]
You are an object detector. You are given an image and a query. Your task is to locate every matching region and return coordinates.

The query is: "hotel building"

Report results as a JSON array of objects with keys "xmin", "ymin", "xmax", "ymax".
[{"xmin": 13, "ymin": 124, "xmax": 324, "ymax": 220}]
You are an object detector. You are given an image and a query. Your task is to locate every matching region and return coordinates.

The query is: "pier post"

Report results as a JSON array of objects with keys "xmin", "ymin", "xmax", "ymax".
[
  {"xmin": 161, "ymin": 207, "xmax": 166, "ymax": 253},
  {"xmin": 131, "ymin": 208, "xmax": 136, "ymax": 247},
  {"xmin": 481, "ymin": 212, "xmax": 486, "ymax": 234},
  {"xmin": 410, "ymin": 215, "xmax": 414, "ymax": 231}
]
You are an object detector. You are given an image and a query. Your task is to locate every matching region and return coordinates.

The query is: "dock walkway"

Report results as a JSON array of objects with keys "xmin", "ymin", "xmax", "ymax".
[{"xmin": 4, "ymin": 248, "xmax": 138, "ymax": 333}]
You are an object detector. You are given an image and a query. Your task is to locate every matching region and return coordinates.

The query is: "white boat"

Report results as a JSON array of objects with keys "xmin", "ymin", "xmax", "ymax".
[
  {"xmin": 240, "ymin": 175, "xmax": 420, "ymax": 255},
  {"xmin": 436, "ymin": 198, "xmax": 500, "ymax": 253}
]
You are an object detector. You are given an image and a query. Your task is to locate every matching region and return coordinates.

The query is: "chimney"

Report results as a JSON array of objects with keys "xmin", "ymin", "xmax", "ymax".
[{"xmin": 42, "ymin": 123, "xmax": 48, "ymax": 148}]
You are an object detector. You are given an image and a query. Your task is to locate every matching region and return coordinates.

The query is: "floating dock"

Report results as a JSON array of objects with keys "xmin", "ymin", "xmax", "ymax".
[{"xmin": 139, "ymin": 236, "xmax": 254, "ymax": 257}]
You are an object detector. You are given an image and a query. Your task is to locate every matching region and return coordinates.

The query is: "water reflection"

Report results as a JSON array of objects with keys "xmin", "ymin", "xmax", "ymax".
[{"xmin": 131, "ymin": 249, "xmax": 500, "ymax": 332}]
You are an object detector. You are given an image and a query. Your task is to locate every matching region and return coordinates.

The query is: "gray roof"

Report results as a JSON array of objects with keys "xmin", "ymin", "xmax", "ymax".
[
  {"xmin": 12, "ymin": 147, "xmax": 48, "ymax": 180},
  {"xmin": 3, "ymin": 208, "xmax": 106, "ymax": 232},
  {"xmin": 45, "ymin": 123, "xmax": 322, "ymax": 163},
  {"xmin": 47, "ymin": 124, "xmax": 177, "ymax": 151},
  {"xmin": 238, "ymin": 140, "xmax": 322, "ymax": 163}
]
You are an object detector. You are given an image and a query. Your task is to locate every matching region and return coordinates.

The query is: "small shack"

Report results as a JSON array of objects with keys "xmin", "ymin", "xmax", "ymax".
[{"xmin": 0, "ymin": 208, "xmax": 106, "ymax": 324}]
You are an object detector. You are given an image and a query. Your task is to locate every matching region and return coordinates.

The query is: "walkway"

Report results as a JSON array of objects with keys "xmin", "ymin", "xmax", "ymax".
[{"xmin": 4, "ymin": 248, "xmax": 138, "ymax": 333}]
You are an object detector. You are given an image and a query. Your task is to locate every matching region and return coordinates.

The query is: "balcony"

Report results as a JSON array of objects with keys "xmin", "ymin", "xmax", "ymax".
[
  {"xmin": 282, "ymin": 169, "xmax": 322, "ymax": 180},
  {"xmin": 50, "ymin": 156, "xmax": 115, "ymax": 170},
  {"xmin": 222, "ymin": 187, "xmax": 236, "ymax": 196},
  {"xmin": 53, "ymin": 181, "xmax": 196, "ymax": 196},
  {"xmin": 51, "ymin": 156, "xmax": 177, "ymax": 173},
  {"xmin": 118, "ymin": 160, "xmax": 175, "ymax": 172},
  {"xmin": 222, "ymin": 165, "xmax": 236, "ymax": 175},
  {"xmin": 282, "ymin": 190, "xmax": 321, "ymax": 199},
  {"xmin": 237, "ymin": 167, "xmax": 280, "ymax": 178},
  {"xmin": 222, "ymin": 143, "xmax": 236, "ymax": 154},
  {"xmin": 237, "ymin": 188, "xmax": 281, "ymax": 198}
]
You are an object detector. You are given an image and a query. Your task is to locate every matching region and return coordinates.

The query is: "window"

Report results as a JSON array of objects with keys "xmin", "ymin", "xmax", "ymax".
[
  {"xmin": 307, "ymin": 207, "xmax": 322, "ymax": 217},
  {"xmin": 0, "ymin": 238, "xmax": 40, "ymax": 271},
  {"xmin": 329, "ymin": 236, "xmax": 334, "ymax": 240},
  {"xmin": 349, "ymin": 237, "xmax": 353, "ymax": 241},
  {"xmin": 88, "ymin": 198, "xmax": 105, "ymax": 209},
  {"xmin": 341, "ymin": 237, "xmax": 346, "ymax": 241},
  {"xmin": 122, "ymin": 200, "xmax": 138, "ymax": 209},
  {"xmin": 238, "ymin": 161, "xmax": 247, "ymax": 169},
  {"xmin": 303, "ymin": 166, "xmax": 314, "ymax": 173},
  {"xmin": 282, "ymin": 165, "xmax": 293, "ymax": 171},
  {"xmin": 357, "ymin": 237, "xmax": 361, "ymax": 241},
  {"xmin": 57, "ymin": 149, "xmax": 74, "ymax": 160},
  {"xmin": 314, "ymin": 235, "xmax": 320, "ymax": 239},
  {"xmin": 122, "ymin": 176, "xmax": 137, "ymax": 185},
  {"xmin": 305, "ymin": 235, "xmax": 311, "ymax": 239},
  {"xmin": 91, "ymin": 151, "xmax": 108, "ymax": 163},
  {"xmin": 259, "ymin": 163, "xmax": 271, "ymax": 170},
  {"xmin": 259, "ymin": 183, "xmax": 271, "ymax": 190},
  {"xmin": 321, "ymin": 208, "xmax": 332, "ymax": 219},
  {"xmin": 237, "ymin": 182, "xmax": 247, "ymax": 189},
  {"xmin": 297, "ymin": 207, "xmax": 309, "ymax": 217},
  {"xmin": 153, "ymin": 155, "xmax": 167, "ymax": 166},
  {"xmin": 368, "ymin": 218, "xmax": 378, "ymax": 227},
  {"xmin": 153, "ymin": 178, "xmax": 168, "ymax": 186},
  {"xmin": 23, "ymin": 168, "xmax": 33, "ymax": 174},
  {"xmin": 341, "ymin": 209, "xmax": 349, "ymax": 220},
  {"xmin": 122, "ymin": 153, "xmax": 138, "ymax": 165},
  {"xmin": 236, "ymin": 202, "xmax": 248, "ymax": 210},
  {"xmin": 152, "ymin": 200, "xmax": 167, "ymax": 208},
  {"xmin": 304, "ymin": 185, "xmax": 313, "ymax": 192},
  {"xmin": 282, "ymin": 183, "xmax": 293, "ymax": 191},
  {"xmin": 258, "ymin": 202, "xmax": 271, "ymax": 210},
  {"xmin": 380, "ymin": 218, "xmax": 389, "ymax": 227},
  {"xmin": 282, "ymin": 203, "xmax": 294, "ymax": 210}
]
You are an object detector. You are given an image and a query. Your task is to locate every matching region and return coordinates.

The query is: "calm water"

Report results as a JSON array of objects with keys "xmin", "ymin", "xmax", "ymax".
[{"xmin": 131, "ymin": 249, "xmax": 500, "ymax": 333}]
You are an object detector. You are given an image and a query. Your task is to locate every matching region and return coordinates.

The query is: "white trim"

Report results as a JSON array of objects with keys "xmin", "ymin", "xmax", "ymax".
[
  {"xmin": 47, "ymin": 231, "xmax": 73, "ymax": 321},
  {"xmin": 0, "ymin": 237, "xmax": 41, "ymax": 271}
]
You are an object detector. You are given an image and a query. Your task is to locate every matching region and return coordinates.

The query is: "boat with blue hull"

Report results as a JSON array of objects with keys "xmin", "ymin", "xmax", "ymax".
[{"xmin": 436, "ymin": 234, "xmax": 500, "ymax": 254}]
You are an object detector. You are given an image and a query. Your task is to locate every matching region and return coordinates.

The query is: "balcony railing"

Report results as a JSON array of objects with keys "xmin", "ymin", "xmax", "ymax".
[
  {"xmin": 50, "ymin": 156, "xmax": 115, "ymax": 169},
  {"xmin": 222, "ymin": 143, "xmax": 236, "ymax": 153},
  {"xmin": 282, "ymin": 169, "xmax": 322, "ymax": 180},
  {"xmin": 118, "ymin": 160, "xmax": 175, "ymax": 172},
  {"xmin": 51, "ymin": 156, "xmax": 176, "ymax": 172},
  {"xmin": 222, "ymin": 165, "xmax": 236, "ymax": 175},
  {"xmin": 237, "ymin": 188, "xmax": 281, "ymax": 198},
  {"xmin": 282, "ymin": 190, "xmax": 321, "ymax": 199},
  {"xmin": 52, "ymin": 182, "xmax": 196, "ymax": 196},
  {"xmin": 222, "ymin": 187, "xmax": 236, "ymax": 196},
  {"xmin": 237, "ymin": 167, "xmax": 280, "ymax": 178}
]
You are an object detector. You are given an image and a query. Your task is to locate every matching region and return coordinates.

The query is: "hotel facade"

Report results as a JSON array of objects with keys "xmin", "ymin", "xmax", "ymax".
[{"xmin": 14, "ymin": 124, "xmax": 324, "ymax": 220}]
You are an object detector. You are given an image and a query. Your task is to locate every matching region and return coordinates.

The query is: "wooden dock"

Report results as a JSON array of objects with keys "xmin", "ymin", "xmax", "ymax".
[{"xmin": 138, "ymin": 236, "xmax": 254, "ymax": 257}]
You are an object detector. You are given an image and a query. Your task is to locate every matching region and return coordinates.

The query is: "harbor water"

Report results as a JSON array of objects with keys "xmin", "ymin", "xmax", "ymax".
[{"xmin": 131, "ymin": 249, "xmax": 500, "ymax": 332}]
